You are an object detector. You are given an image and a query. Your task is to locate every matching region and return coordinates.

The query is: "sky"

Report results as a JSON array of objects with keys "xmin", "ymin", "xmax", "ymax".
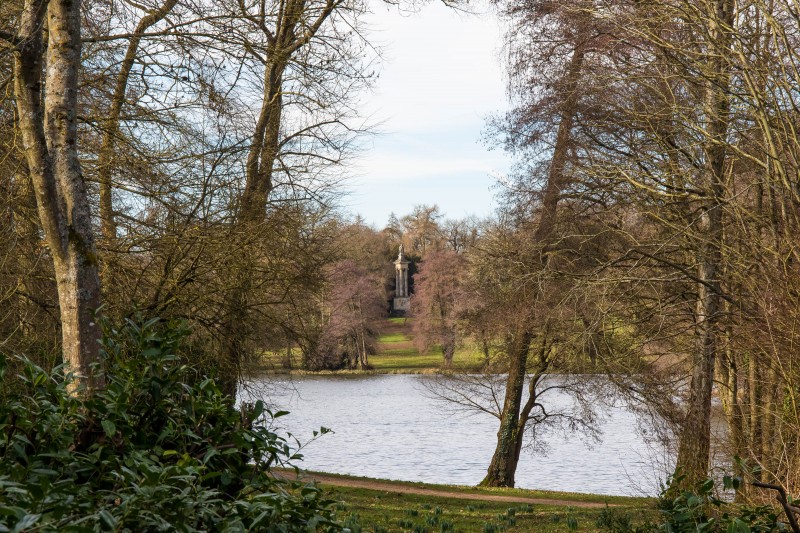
[{"xmin": 343, "ymin": 1, "xmax": 511, "ymax": 228}]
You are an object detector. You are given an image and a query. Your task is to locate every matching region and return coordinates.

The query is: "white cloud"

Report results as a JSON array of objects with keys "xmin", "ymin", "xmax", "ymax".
[
  {"xmin": 356, "ymin": 152, "xmax": 504, "ymax": 183},
  {"xmin": 346, "ymin": 0, "xmax": 510, "ymax": 225},
  {"xmin": 363, "ymin": 1, "xmax": 506, "ymax": 132}
]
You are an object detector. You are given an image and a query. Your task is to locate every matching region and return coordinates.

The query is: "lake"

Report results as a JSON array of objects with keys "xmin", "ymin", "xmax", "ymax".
[{"xmin": 241, "ymin": 374, "xmax": 673, "ymax": 496}]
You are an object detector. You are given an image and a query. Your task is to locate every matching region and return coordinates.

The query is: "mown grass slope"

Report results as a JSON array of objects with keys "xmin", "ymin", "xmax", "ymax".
[
  {"xmin": 370, "ymin": 318, "xmax": 484, "ymax": 373},
  {"xmin": 315, "ymin": 473, "xmax": 657, "ymax": 532}
]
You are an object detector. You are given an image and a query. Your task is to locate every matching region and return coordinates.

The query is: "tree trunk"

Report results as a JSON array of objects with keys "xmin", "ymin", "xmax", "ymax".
[
  {"xmin": 11, "ymin": 0, "xmax": 104, "ymax": 393},
  {"xmin": 673, "ymin": 0, "xmax": 733, "ymax": 488},
  {"xmin": 359, "ymin": 327, "xmax": 368, "ymax": 370},
  {"xmin": 718, "ymin": 321, "xmax": 747, "ymax": 498},
  {"xmin": 237, "ymin": 0, "xmax": 340, "ymax": 224},
  {"xmin": 442, "ymin": 330, "xmax": 456, "ymax": 368},
  {"xmin": 747, "ymin": 352, "xmax": 764, "ymax": 476},
  {"xmin": 481, "ymin": 328, "xmax": 534, "ymax": 487},
  {"xmin": 761, "ymin": 362, "xmax": 779, "ymax": 477},
  {"xmin": 533, "ymin": 42, "xmax": 586, "ymax": 247},
  {"xmin": 240, "ymin": 58, "xmax": 284, "ymax": 223},
  {"xmin": 674, "ymin": 259, "xmax": 720, "ymax": 485},
  {"xmin": 219, "ymin": 259, "xmax": 251, "ymax": 398},
  {"xmin": 481, "ymin": 333, "xmax": 491, "ymax": 368},
  {"xmin": 358, "ymin": 303, "xmax": 369, "ymax": 369}
]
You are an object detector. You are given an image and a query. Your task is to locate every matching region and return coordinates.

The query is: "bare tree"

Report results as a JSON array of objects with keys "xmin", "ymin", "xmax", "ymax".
[
  {"xmin": 469, "ymin": 219, "xmax": 618, "ymax": 487},
  {"xmin": 472, "ymin": 0, "xmax": 605, "ymax": 487},
  {"xmin": 312, "ymin": 259, "xmax": 386, "ymax": 370},
  {"xmin": 410, "ymin": 249, "xmax": 469, "ymax": 367},
  {"xmin": 575, "ymin": 0, "xmax": 738, "ymax": 488},
  {"xmin": 231, "ymin": 0, "xmax": 361, "ymax": 224},
  {"xmin": 399, "ymin": 204, "xmax": 444, "ymax": 258},
  {"xmin": 440, "ymin": 216, "xmax": 480, "ymax": 254},
  {"xmin": 93, "ymin": 0, "xmax": 179, "ymax": 242}
]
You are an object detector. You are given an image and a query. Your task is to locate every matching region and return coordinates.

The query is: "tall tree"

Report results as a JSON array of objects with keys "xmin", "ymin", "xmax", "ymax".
[
  {"xmin": 236, "ymin": 0, "xmax": 348, "ymax": 224},
  {"xmin": 577, "ymin": 0, "xmax": 738, "ymax": 488},
  {"xmin": 207, "ymin": 0, "xmax": 371, "ymax": 394},
  {"xmin": 4, "ymin": 0, "xmax": 103, "ymax": 392},
  {"xmin": 672, "ymin": 0, "xmax": 734, "ymax": 488},
  {"xmin": 477, "ymin": 0, "xmax": 602, "ymax": 487}
]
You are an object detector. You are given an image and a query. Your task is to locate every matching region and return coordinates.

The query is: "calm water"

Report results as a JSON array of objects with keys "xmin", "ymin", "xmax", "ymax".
[{"xmin": 241, "ymin": 374, "xmax": 672, "ymax": 496}]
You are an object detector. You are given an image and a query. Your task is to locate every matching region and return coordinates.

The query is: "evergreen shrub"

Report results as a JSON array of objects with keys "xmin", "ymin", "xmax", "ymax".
[
  {"xmin": 0, "ymin": 318, "xmax": 339, "ymax": 532},
  {"xmin": 657, "ymin": 474, "xmax": 788, "ymax": 532}
]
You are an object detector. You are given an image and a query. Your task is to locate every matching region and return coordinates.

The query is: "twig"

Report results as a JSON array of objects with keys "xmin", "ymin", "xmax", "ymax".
[{"xmin": 753, "ymin": 481, "xmax": 800, "ymax": 533}]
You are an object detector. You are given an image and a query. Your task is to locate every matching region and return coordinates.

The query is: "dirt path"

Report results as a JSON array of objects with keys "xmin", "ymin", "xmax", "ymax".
[{"xmin": 277, "ymin": 470, "xmax": 615, "ymax": 509}]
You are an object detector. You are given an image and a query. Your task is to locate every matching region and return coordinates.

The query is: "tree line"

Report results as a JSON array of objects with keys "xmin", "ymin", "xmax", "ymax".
[
  {"xmin": 0, "ymin": 0, "xmax": 374, "ymax": 394},
  {"xmin": 407, "ymin": 0, "xmax": 800, "ymax": 502}
]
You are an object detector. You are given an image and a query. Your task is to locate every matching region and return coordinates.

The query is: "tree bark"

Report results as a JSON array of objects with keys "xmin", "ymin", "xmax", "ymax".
[
  {"xmin": 11, "ymin": 0, "xmax": 104, "ymax": 393},
  {"xmin": 240, "ymin": 58, "xmax": 284, "ymax": 223}
]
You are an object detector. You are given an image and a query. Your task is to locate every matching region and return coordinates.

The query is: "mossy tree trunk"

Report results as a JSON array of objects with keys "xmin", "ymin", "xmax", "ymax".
[{"xmin": 480, "ymin": 328, "xmax": 535, "ymax": 487}]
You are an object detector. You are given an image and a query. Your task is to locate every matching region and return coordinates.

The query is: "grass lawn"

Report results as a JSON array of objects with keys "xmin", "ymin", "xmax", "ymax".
[
  {"xmin": 369, "ymin": 346, "xmax": 485, "ymax": 373},
  {"xmin": 380, "ymin": 333, "xmax": 411, "ymax": 344},
  {"xmin": 313, "ymin": 473, "xmax": 657, "ymax": 532}
]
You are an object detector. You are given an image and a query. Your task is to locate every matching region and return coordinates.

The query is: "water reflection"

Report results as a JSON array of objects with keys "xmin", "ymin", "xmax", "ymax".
[{"xmin": 241, "ymin": 374, "xmax": 672, "ymax": 496}]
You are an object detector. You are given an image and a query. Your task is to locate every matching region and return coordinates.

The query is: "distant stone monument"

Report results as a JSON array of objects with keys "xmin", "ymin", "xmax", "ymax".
[{"xmin": 393, "ymin": 245, "xmax": 410, "ymax": 312}]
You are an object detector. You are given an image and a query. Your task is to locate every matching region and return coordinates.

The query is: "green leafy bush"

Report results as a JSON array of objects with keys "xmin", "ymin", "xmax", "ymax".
[
  {"xmin": 658, "ymin": 474, "xmax": 787, "ymax": 532},
  {"xmin": 0, "ymin": 318, "xmax": 339, "ymax": 532}
]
